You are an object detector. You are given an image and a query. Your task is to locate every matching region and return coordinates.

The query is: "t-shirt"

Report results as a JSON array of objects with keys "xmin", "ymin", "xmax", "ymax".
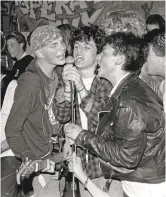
[
  {"xmin": 11, "ymin": 55, "xmax": 34, "ymax": 79},
  {"xmin": 78, "ymin": 76, "xmax": 95, "ymax": 129}
]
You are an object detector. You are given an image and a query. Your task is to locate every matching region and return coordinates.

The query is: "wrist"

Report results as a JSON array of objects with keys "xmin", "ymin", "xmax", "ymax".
[
  {"xmin": 83, "ymin": 176, "xmax": 89, "ymax": 189},
  {"xmin": 77, "ymin": 86, "xmax": 85, "ymax": 93}
]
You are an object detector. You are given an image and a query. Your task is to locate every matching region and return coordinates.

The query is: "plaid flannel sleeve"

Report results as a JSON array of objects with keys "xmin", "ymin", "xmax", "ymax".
[
  {"xmin": 54, "ymin": 71, "xmax": 71, "ymax": 123},
  {"xmin": 80, "ymin": 77, "xmax": 113, "ymax": 127}
]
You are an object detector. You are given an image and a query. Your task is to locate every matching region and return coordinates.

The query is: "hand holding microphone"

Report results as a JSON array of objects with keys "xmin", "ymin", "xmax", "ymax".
[
  {"xmin": 62, "ymin": 56, "xmax": 74, "ymax": 102},
  {"xmin": 63, "ymin": 56, "xmax": 85, "ymax": 101},
  {"xmin": 63, "ymin": 57, "xmax": 85, "ymax": 92}
]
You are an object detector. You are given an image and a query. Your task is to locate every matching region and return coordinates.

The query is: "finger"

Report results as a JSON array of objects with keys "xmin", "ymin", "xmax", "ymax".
[
  {"xmin": 68, "ymin": 138, "xmax": 75, "ymax": 145},
  {"xmin": 64, "ymin": 123, "xmax": 70, "ymax": 131},
  {"xmin": 65, "ymin": 69, "xmax": 80, "ymax": 78},
  {"xmin": 64, "ymin": 64, "xmax": 74, "ymax": 72},
  {"xmin": 42, "ymin": 159, "xmax": 50, "ymax": 172}
]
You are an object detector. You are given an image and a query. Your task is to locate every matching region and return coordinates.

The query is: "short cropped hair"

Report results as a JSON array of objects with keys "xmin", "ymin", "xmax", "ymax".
[
  {"xmin": 6, "ymin": 32, "xmax": 27, "ymax": 51},
  {"xmin": 146, "ymin": 14, "xmax": 165, "ymax": 32},
  {"xmin": 100, "ymin": 10, "xmax": 146, "ymax": 38},
  {"xmin": 101, "ymin": 32, "xmax": 144, "ymax": 72},
  {"xmin": 71, "ymin": 24, "xmax": 105, "ymax": 54}
]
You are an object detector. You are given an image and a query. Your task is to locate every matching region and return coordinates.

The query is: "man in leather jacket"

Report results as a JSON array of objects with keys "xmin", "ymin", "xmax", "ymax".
[{"xmin": 65, "ymin": 32, "xmax": 165, "ymax": 197}]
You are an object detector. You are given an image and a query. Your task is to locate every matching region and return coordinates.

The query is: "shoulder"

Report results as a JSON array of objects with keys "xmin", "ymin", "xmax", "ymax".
[
  {"xmin": 119, "ymin": 80, "xmax": 163, "ymax": 120},
  {"xmin": 93, "ymin": 76, "xmax": 113, "ymax": 93},
  {"xmin": 17, "ymin": 71, "xmax": 40, "ymax": 88},
  {"xmin": 8, "ymin": 79, "xmax": 17, "ymax": 87}
]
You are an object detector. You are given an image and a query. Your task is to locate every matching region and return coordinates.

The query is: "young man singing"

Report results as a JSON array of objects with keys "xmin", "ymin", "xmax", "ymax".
[{"xmin": 5, "ymin": 25, "xmax": 68, "ymax": 197}]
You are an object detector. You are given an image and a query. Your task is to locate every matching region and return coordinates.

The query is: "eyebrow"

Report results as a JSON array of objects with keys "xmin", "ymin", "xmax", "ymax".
[{"xmin": 74, "ymin": 41, "xmax": 94, "ymax": 47}]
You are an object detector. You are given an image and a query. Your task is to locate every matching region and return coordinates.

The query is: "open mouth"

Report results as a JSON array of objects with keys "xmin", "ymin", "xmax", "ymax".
[
  {"xmin": 57, "ymin": 54, "xmax": 65, "ymax": 59},
  {"xmin": 76, "ymin": 56, "xmax": 84, "ymax": 60}
]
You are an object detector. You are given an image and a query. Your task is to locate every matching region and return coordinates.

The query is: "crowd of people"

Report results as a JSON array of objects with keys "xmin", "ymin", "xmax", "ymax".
[{"xmin": 0, "ymin": 10, "xmax": 165, "ymax": 197}]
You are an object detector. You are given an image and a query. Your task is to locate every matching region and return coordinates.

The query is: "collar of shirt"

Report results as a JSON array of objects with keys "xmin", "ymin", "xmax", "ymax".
[{"xmin": 108, "ymin": 72, "xmax": 130, "ymax": 97}]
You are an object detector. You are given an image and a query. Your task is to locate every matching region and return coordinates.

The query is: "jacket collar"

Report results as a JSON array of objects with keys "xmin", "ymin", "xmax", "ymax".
[{"xmin": 111, "ymin": 72, "xmax": 140, "ymax": 99}]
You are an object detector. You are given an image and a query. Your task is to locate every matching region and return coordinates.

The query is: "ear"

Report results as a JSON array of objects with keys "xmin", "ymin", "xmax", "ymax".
[
  {"xmin": 36, "ymin": 49, "xmax": 44, "ymax": 58},
  {"xmin": 115, "ymin": 54, "xmax": 125, "ymax": 66}
]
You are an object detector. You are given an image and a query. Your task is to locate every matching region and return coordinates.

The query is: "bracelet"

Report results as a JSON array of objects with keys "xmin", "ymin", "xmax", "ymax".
[
  {"xmin": 77, "ymin": 86, "xmax": 84, "ymax": 93},
  {"xmin": 64, "ymin": 90, "xmax": 70, "ymax": 93},
  {"xmin": 83, "ymin": 177, "xmax": 89, "ymax": 189}
]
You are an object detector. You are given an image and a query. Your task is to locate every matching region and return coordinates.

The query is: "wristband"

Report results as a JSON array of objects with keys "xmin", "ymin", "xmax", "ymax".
[
  {"xmin": 64, "ymin": 90, "xmax": 70, "ymax": 93},
  {"xmin": 77, "ymin": 86, "xmax": 84, "ymax": 93},
  {"xmin": 83, "ymin": 177, "xmax": 89, "ymax": 189}
]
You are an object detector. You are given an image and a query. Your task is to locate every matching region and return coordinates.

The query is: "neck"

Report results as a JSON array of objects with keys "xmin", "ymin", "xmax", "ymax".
[
  {"xmin": 111, "ymin": 70, "xmax": 129, "ymax": 87},
  {"xmin": 36, "ymin": 58, "xmax": 56, "ymax": 79},
  {"xmin": 77, "ymin": 65, "xmax": 96, "ymax": 79},
  {"xmin": 16, "ymin": 51, "xmax": 26, "ymax": 61}
]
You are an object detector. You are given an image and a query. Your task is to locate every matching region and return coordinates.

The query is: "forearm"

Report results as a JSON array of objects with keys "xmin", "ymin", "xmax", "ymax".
[
  {"xmin": 55, "ymin": 101, "xmax": 71, "ymax": 123},
  {"xmin": 76, "ymin": 129, "xmax": 146, "ymax": 168},
  {"xmin": 86, "ymin": 180, "xmax": 110, "ymax": 197},
  {"xmin": 5, "ymin": 128, "xmax": 35, "ymax": 160},
  {"xmin": 79, "ymin": 174, "xmax": 110, "ymax": 197}
]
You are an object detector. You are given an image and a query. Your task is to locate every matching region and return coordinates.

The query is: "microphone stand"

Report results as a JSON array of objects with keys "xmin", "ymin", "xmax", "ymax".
[{"xmin": 70, "ymin": 81, "xmax": 77, "ymax": 197}]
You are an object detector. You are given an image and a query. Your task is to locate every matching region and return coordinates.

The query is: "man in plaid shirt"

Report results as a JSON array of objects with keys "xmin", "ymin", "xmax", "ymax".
[{"xmin": 57, "ymin": 25, "xmax": 113, "ymax": 197}]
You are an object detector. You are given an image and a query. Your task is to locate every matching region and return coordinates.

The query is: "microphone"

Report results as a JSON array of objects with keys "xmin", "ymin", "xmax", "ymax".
[
  {"xmin": 65, "ymin": 56, "xmax": 74, "ymax": 64},
  {"xmin": 65, "ymin": 56, "xmax": 75, "ymax": 95},
  {"xmin": 65, "ymin": 56, "xmax": 76, "ymax": 123}
]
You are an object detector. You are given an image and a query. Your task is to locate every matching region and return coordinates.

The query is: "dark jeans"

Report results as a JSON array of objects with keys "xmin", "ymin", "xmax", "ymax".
[{"xmin": 1, "ymin": 156, "xmax": 22, "ymax": 197}]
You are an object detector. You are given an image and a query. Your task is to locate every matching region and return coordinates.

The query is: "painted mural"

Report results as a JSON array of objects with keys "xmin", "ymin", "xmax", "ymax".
[{"xmin": 1, "ymin": 1, "xmax": 165, "ymax": 33}]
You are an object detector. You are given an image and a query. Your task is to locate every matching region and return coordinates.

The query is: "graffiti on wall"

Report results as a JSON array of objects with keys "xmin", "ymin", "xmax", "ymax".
[
  {"xmin": 2, "ymin": 1, "xmax": 165, "ymax": 32},
  {"xmin": 1, "ymin": 1, "xmax": 18, "ymax": 33},
  {"xmin": 15, "ymin": 0, "xmax": 105, "ymax": 31}
]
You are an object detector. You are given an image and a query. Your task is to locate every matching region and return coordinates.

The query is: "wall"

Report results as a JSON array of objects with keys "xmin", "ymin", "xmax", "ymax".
[
  {"xmin": 14, "ymin": 1, "xmax": 165, "ymax": 32},
  {"xmin": 1, "ymin": 1, "xmax": 165, "ymax": 34}
]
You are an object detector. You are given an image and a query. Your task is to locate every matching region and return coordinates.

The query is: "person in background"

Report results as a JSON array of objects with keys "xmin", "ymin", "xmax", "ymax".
[
  {"xmin": 99, "ymin": 10, "xmax": 146, "ymax": 38},
  {"xmin": 1, "ymin": 66, "xmax": 9, "ymax": 107},
  {"xmin": 100, "ymin": 9, "xmax": 164, "ymax": 106},
  {"xmin": 65, "ymin": 32, "xmax": 165, "ymax": 197},
  {"xmin": 140, "ymin": 29, "xmax": 164, "ymax": 99},
  {"xmin": 6, "ymin": 32, "xmax": 34, "ymax": 80},
  {"xmin": 5, "ymin": 25, "xmax": 68, "ymax": 197},
  {"xmin": 72, "ymin": 152, "xmax": 110, "ymax": 197},
  {"xmin": 146, "ymin": 14, "xmax": 165, "ymax": 32},
  {"xmin": 57, "ymin": 23, "xmax": 76, "ymax": 57},
  {"xmin": 58, "ymin": 24, "xmax": 113, "ymax": 197},
  {"xmin": 143, "ymin": 31, "xmax": 165, "ymax": 111},
  {"xmin": 1, "ymin": 32, "xmax": 34, "ymax": 197},
  {"xmin": 1, "ymin": 79, "xmax": 22, "ymax": 197}
]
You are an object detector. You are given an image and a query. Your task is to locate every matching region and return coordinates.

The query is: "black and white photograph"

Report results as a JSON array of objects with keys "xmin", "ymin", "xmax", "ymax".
[{"xmin": 1, "ymin": 1, "xmax": 166, "ymax": 197}]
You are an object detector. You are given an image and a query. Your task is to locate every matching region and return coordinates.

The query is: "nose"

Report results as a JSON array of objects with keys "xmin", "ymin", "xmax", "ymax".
[{"xmin": 7, "ymin": 45, "xmax": 11, "ymax": 52}]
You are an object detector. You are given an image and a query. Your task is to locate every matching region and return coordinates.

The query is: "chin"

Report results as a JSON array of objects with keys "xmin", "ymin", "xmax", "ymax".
[{"xmin": 56, "ymin": 59, "xmax": 66, "ymax": 65}]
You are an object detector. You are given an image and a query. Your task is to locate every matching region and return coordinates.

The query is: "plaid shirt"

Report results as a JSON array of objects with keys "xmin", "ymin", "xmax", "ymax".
[{"xmin": 56, "ymin": 75, "xmax": 113, "ymax": 178}]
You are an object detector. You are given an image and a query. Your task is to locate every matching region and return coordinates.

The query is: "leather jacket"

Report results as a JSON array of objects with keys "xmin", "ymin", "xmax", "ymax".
[{"xmin": 76, "ymin": 73, "xmax": 165, "ymax": 183}]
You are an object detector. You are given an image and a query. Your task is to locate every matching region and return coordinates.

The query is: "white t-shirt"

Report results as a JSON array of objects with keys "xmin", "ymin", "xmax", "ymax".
[
  {"xmin": 0, "ymin": 80, "xmax": 17, "ymax": 157},
  {"xmin": 77, "ymin": 76, "xmax": 95, "ymax": 130}
]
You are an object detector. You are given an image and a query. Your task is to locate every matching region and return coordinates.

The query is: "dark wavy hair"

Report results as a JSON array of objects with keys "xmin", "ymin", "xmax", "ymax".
[
  {"xmin": 6, "ymin": 31, "xmax": 27, "ymax": 51},
  {"xmin": 146, "ymin": 14, "xmax": 165, "ymax": 32},
  {"xmin": 71, "ymin": 24, "xmax": 105, "ymax": 54},
  {"xmin": 57, "ymin": 24, "xmax": 76, "ymax": 56},
  {"xmin": 101, "ymin": 32, "xmax": 144, "ymax": 72},
  {"xmin": 144, "ymin": 30, "xmax": 165, "ymax": 59}
]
